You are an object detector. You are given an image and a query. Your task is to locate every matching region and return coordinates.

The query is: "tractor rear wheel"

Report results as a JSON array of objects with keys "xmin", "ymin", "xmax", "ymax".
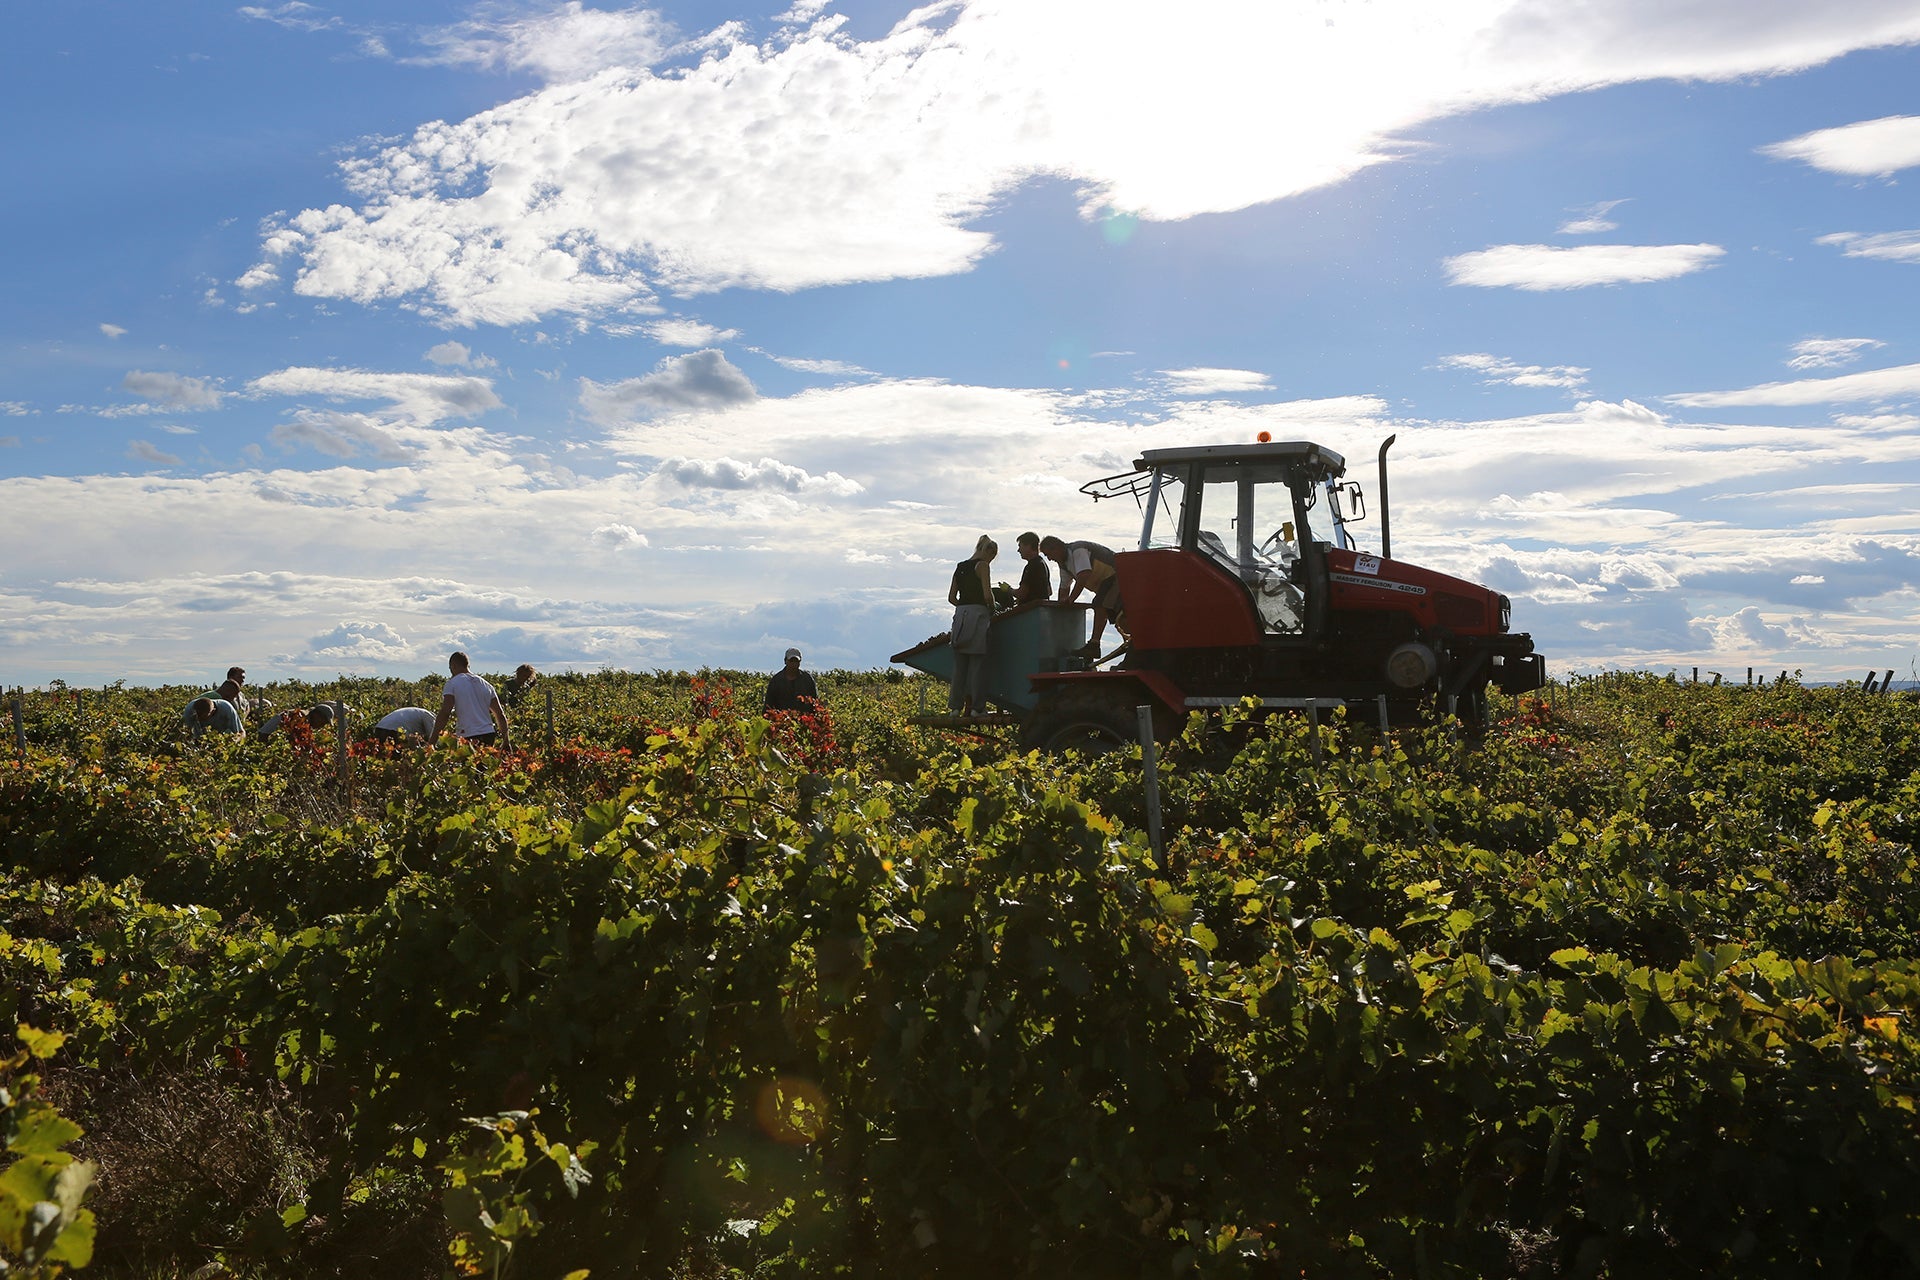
[{"xmin": 1021, "ymin": 688, "xmax": 1158, "ymax": 754}]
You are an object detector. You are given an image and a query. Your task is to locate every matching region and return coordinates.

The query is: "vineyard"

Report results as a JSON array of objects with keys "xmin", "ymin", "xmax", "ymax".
[{"xmin": 3, "ymin": 670, "xmax": 1919, "ymax": 1278}]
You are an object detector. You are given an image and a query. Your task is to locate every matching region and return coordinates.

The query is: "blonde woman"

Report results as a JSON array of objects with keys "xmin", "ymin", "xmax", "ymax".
[{"xmin": 947, "ymin": 534, "xmax": 997, "ymax": 717}]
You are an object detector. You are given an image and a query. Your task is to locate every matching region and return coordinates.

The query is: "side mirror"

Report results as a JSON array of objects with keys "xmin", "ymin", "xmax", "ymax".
[{"xmin": 1339, "ymin": 481, "xmax": 1367, "ymax": 522}]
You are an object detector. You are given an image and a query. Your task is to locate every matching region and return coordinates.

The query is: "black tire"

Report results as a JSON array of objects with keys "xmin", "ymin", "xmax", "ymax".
[{"xmin": 1020, "ymin": 688, "xmax": 1157, "ymax": 755}]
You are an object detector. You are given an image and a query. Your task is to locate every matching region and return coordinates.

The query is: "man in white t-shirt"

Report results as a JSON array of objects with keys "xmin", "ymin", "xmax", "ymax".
[
  {"xmin": 1040, "ymin": 535, "xmax": 1126, "ymax": 660},
  {"xmin": 432, "ymin": 651, "xmax": 512, "ymax": 748},
  {"xmin": 372, "ymin": 707, "xmax": 437, "ymax": 741}
]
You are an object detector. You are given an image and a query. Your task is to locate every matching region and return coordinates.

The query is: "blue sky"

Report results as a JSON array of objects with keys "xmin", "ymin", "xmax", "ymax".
[{"xmin": 5, "ymin": 0, "xmax": 1920, "ymax": 686}]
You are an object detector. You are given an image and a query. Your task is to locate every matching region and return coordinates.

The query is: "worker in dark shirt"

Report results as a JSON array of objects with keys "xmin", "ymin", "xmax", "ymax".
[
  {"xmin": 502, "ymin": 663, "xmax": 538, "ymax": 713},
  {"xmin": 764, "ymin": 648, "xmax": 820, "ymax": 713},
  {"xmin": 1012, "ymin": 530, "xmax": 1051, "ymax": 604}
]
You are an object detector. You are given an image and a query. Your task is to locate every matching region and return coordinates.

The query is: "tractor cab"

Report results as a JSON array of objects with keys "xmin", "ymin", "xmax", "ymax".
[{"xmin": 1084, "ymin": 440, "xmax": 1362, "ymax": 652}]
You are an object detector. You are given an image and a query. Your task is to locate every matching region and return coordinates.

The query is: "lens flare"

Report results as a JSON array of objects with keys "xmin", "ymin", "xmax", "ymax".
[
  {"xmin": 1100, "ymin": 209, "xmax": 1140, "ymax": 246},
  {"xmin": 754, "ymin": 1076, "xmax": 829, "ymax": 1144}
]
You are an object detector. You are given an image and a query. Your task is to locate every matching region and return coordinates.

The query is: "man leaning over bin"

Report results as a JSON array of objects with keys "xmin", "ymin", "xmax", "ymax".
[{"xmin": 1041, "ymin": 535, "xmax": 1125, "ymax": 659}]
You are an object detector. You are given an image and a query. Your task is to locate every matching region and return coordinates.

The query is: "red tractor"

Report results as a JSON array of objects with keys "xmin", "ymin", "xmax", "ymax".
[{"xmin": 1015, "ymin": 437, "xmax": 1545, "ymax": 750}]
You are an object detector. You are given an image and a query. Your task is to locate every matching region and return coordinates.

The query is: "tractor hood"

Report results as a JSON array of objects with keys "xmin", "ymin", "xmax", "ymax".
[{"xmin": 1325, "ymin": 547, "xmax": 1512, "ymax": 636}]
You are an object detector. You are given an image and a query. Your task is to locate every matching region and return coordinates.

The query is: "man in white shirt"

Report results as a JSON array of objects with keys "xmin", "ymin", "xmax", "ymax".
[
  {"xmin": 1040, "ymin": 535, "xmax": 1126, "ymax": 660},
  {"xmin": 372, "ymin": 707, "xmax": 437, "ymax": 741},
  {"xmin": 432, "ymin": 651, "xmax": 512, "ymax": 748}
]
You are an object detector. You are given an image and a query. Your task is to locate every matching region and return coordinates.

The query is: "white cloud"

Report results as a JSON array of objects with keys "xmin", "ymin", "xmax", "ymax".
[
  {"xmin": 1832, "ymin": 412, "xmax": 1920, "ymax": 432},
  {"xmin": 762, "ymin": 353, "xmax": 873, "ymax": 376},
  {"xmin": 126, "ymin": 440, "xmax": 182, "ymax": 467},
  {"xmin": 99, "ymin": 323, "xmax": 127, "ymax": 339},
  {"xmin": 1816, "ymin": 229, "xmax": 1920, "ymax": 264},
  {"xmin": 1788, "ymin": 337, "xmax": 1885, "ymax": 371},
  {"xmin": 1760, "ymin": 114, "xmax": 1920, "ymax": 177},
  {"xmin": 775, "ymin": 1, "xmax": 833, "ymax": 26},
  {"xmin": 642, "ymin": 318, "xmax": 742, "ymax": 348},
  {"xmin": 153, "ymin": 423, "xmax": 198, "ymax": 436},
  {"xmin": 1557, "ymin": 199, "xmax": 1628, "ymax": 236},
  {"xmin": 1443, "ymin": 243, "xmax": 1724, "ymax": 290},
  {"xmin": 1160, "ymin": 368, "xmax": 1272, "ymax": 395},
  {"xmin": 310, "ymin": 620, "xmax": 414, "ymax": 662},
  {"xmin": 238, "ymin": 3, "xmax": 338, "ymax": 34},
  {"xmin": 1668, "ymin": 362, "xmax": 1920, "ymax": 408},
  {"xmin": 271, "ymin": 410, "xmax": 413, "ymax": 461},
  {"xmin": 1, "ymin": 402, "xmax": 30, "ymax": 417},
  {"xmin": 578, "ymin": 349, "xmax": 757, "ymax": 426},
  {"xmin": 407, "ymin": 3, "xmax": 678, "ymax": 83},
  {"xmin": 590, "ymin": 522, "xmax": 649, "ymax": 549},
  {"xmin": 123, "ymin": 370, "xmax": 224, "ymax": 410},
  {"xmin": 656, "ymin": 455, "xmax": 863, "ymax": 497},
  {"xmin": 62, "ymin": 402, "xmax": 168, "ymax": 418},
  {"xmin": 1697, "ymin": 606, "xmax": 1805, "ymax": 651},
  {"xmin": 256, "ymin": 2, "xmax": 1920, "ymax": 325},
  {"xmin": 250, "ymin": 366, "xmax": 503, "ymax": 425},
  {"xmin": 235, "ymin": 261, "xmax": 279, "ymax": 291},
  {"xmin": 424, "ymin": 340, "xmax": 496, "ymax": 368},
  {"xmin": 1438, "ymin": 353, "xmax": 1589, "ymax": 391}
]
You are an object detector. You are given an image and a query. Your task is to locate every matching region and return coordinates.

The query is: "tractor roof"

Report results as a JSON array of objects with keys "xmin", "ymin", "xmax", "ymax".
[{"xmin": 1134, "ymin": 440, "xmax": 1347, "ymax": 481}]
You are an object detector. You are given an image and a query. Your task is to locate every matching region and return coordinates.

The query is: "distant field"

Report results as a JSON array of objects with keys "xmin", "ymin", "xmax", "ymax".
[{"xmin": 3, "ymin": 672, "xmax": 1919, "ymax": 1278}]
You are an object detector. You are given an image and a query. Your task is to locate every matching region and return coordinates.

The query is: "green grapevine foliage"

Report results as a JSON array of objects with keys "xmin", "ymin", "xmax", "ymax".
[{"xmin": 0, "ymin": 671, "xmax": 1916, "ymax": 1276}]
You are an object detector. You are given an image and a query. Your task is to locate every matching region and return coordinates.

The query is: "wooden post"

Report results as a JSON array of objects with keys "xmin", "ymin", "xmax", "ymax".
[
  {"xmin": 336, "ymin": 703, "xmax": 351, "ymax": 795},
  {"xmin": 1135, "ymin": 706, "xmax": 1165, "ymax": 872},
  {"xmin": 1884, "ymin": 669, "xmax": 1896, "ymax": 694},
  {"xmin": 545, "ymin": 687, "xmax": 556, "ymax": 748},
  {"xmin": 1865, "ymin": 671, "xmax": 1880, "ymax": 693},
  {"xmin": 1307, "ymin": 699, "xmax": 1323, "ymax": 764},
  {"xmin": 10, "ymin": 694, "xmax": 23, "ymax": 756},
  {"xmin": 1376, "ymin": 694, "xmax": 1389, "ymax": 732}
]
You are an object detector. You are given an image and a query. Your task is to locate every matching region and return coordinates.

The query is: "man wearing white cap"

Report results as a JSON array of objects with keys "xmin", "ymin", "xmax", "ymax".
[{"xmin": 763, "ymin": 647, "xmax": 819, "ymax": 713}]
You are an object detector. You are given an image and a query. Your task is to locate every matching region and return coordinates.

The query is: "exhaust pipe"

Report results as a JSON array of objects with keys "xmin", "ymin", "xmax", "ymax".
[{"xmin": 1377, "ymin": 434, "xmax": 1396, "ymax": 560}]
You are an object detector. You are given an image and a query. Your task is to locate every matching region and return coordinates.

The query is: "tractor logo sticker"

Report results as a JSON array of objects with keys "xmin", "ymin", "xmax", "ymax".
[
  {"xmin": 1353, "ymin": 554, "xmax": 1381, "ymax": 576},
  {"xmin": 1331, "ymin": 571, "xmax": 1427, "ymax": 596}
]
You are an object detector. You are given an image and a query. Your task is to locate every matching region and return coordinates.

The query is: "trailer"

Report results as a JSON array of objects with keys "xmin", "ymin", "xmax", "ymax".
[{"xmin": 889, "ymin": 600, "xmax": 1092, "ymax": 729}]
